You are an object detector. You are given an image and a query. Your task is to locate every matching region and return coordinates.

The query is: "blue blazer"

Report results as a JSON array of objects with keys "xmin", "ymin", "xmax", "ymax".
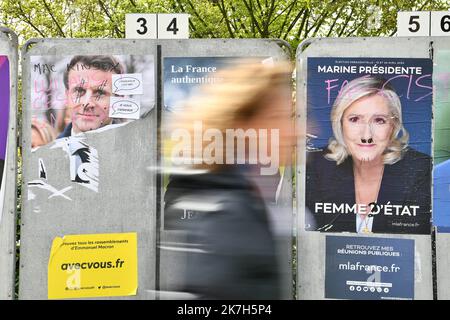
[{"xmin": 305, "ymin": 148, "xmax": 432, "ymax": 234}]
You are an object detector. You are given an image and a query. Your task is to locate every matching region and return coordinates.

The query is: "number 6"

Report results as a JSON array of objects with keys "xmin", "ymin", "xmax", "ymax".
[{"xmin": 441, "ymin": 15, "xmax": 450, "ymax": 32}]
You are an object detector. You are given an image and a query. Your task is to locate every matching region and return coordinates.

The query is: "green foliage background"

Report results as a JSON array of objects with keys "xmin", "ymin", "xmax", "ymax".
[
  {"xmin": 1, "ymin": 0, "xmax": 449, "ymax": 48},
  {"xmin": 1, "ymin": 0, "xmax": 448, "ymax": 299}
]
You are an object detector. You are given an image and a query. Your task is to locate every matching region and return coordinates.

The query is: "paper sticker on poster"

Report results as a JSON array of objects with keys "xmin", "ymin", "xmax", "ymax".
[
  {"xmin": 109, "ymin": 97, "xmax": 141, "ymax": 119},
  {"xmin": 112, "ymin": 73, "xmax": 143, "ymax": 95},
  {"xmin": 305, "ymin": 57, "xmax": 432, "ymax": 235},
  {"xmin": 325, "ymin": 235, "xmax": 414, "ymax": 300},
  {"xmin": 48, "ymin": 232, "xmax": 137, "ymax": 299}
]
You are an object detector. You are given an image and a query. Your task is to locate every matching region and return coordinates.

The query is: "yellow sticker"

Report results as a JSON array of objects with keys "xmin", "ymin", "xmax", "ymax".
[{"xmin": 48, "ymin": 232, "xmax": 137, "ymax": 299}]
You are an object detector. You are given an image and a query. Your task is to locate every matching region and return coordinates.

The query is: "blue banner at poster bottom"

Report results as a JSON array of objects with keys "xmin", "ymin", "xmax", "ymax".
[{"xmin": 325, "ymin": 236, "xmax": 414, "ymax": 300}]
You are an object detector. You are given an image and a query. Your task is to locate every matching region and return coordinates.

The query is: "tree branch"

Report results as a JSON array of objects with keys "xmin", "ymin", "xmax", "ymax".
[
  {"xmin": 389, "ymin": 28, "xmax": 397, "ymax": 36},
  {"xmin": 230, "ymin": 3, "xmax": 249, "ymax": 36},
  {"xmin": 337, "ymin": 7, "xmax": 353, "ymax": 37},
  {"xmin": 281, "ymin": 6, "xmax": 305, "ymax": 39},
  {"xmin": 174, "ymin": 0, "xmax": 198, "ymax": 36},
  {"xmin": 255, "ymin": 0, "xmax": 263, "ymax": 12},
  {"xmin": 305, "ymin": 10, "xmax": 327, "ymax": 36},
  {"xmin": 217, "ymin": 0, "xmax": 235, "ymax": 37},
  {"xmin": 277, "ymin": 2, "xmax": 296, "ymax": 38},
  {"xmin": 418, "ymin": 0, "xmax": 432, "ymax": 11},
  {"xmin": 326, "ymin": 4, "xmax": 345, "ymax": 37},
  {"xmin": 242, "ymin": 0, "xmax": 263, "ymax": 36},
  {"xmin": 41, "ymin": 0, "xmax": 66, "ymax": 37},
  {"xmin": 311, "ymin": 13, "xmax": 327, "ymax": 37},
  {"xmin": 344, "ymin": 15, "xmax": 368, "ymax": 37},
  {"xmin": 184, "ymin": 0, "xmax": 216, "ymax": 37},
  {"xmin": 17, "ymin": 2, "xmax": 47, "ymax": 37},
  {"xmin": 98, "ymin": 0, "xmax": 124, "ymax": 37},
  {"xmin": 263, "ymin": 0, "xmax": 276, "ymax": 36},
  {"xmin": 296, "ymin": 8, "xmax": 309, "ymax": 40}
]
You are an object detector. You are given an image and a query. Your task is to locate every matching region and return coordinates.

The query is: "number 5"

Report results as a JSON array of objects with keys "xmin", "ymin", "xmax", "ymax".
[{"xmin": 408, "ymin": 15, "xmax": 420, "ymax": 32}]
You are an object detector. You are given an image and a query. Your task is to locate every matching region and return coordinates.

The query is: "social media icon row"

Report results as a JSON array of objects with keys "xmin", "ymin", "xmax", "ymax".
[{"xmin": 349, "ymin": 286, "xmax": 389, "ymax": 293}]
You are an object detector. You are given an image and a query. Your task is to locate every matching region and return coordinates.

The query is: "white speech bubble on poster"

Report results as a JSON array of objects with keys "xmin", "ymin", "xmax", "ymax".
[
  {"xmin": 109, "ymin": 97, "xmax": 141, "ymax": 119},
  {"xmin": 112, "ymin": 73, "xmax": 143, "ymax": 95}
]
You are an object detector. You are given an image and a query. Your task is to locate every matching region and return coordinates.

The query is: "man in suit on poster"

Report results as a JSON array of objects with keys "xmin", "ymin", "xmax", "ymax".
[{"xmin": 58, "ymin": 55, "xmax": 125, "ymax": 138}]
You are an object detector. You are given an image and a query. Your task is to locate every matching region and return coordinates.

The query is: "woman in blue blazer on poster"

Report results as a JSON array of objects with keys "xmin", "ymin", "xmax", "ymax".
[{"xmin": 305, "ymin": 76, "xmax": 431, "ymax": 235}]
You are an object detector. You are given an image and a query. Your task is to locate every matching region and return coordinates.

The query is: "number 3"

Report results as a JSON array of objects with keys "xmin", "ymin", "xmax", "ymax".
[{"xmin": 137, "ymin": 17, "xmax": 147, "ymax": 35}]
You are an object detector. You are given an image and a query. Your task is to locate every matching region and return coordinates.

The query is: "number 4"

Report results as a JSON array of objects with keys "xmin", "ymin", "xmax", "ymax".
[{"xmin": 167, "ymin": 18, "xmax": 179, "ymax": 35}]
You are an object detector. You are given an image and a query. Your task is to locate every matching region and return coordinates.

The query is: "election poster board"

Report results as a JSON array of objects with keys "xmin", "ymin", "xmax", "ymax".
[
  {"xmin": 325, "ymin": 235, "xmax": 414, "ymax": 300},
  {"xmin": 305, "ymin": 57, "xmax": 432, "ymax": 235},
  {"xmin": 20, "ymin": 40, "xmax": 158, "ymax": 299},
  {"xmin": 162, "ymin": 57, "xmax": 282, "ymax": 230},
  {"xmin": 433, "ymin": 50, "xmax": 450, "ymax": 232},
  {"xmin": 159, "ymin": 42, "xmax": 293, "ymax": 301},
  {"xmin": 0, "ymin": 56, "xmax": 9, "ymax": 225}
]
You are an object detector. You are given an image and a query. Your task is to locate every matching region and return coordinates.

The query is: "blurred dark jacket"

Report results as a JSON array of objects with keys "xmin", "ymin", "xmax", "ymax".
[{"xmin": 164, "ymin": 166, "xmax": 281, "ymax": 299}]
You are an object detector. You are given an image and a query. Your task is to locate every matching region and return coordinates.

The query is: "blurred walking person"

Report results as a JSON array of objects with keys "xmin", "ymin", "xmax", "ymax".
[{"xmin": 164, "ymin": 61, "xmax": 294, "ymax": 299}]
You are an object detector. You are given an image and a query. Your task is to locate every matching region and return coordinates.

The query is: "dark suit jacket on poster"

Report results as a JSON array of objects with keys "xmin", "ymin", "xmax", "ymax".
[
  {"xmin": 57, "ymin": 123, "xmax": 72, "ymax": 139},
  {"xmin": 56, "ymin": 123, "xmax": 92, "ymax": 183},
  {"xmin": 305, "ymin": 148, "xmax": 432, "ymax": 234}
]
